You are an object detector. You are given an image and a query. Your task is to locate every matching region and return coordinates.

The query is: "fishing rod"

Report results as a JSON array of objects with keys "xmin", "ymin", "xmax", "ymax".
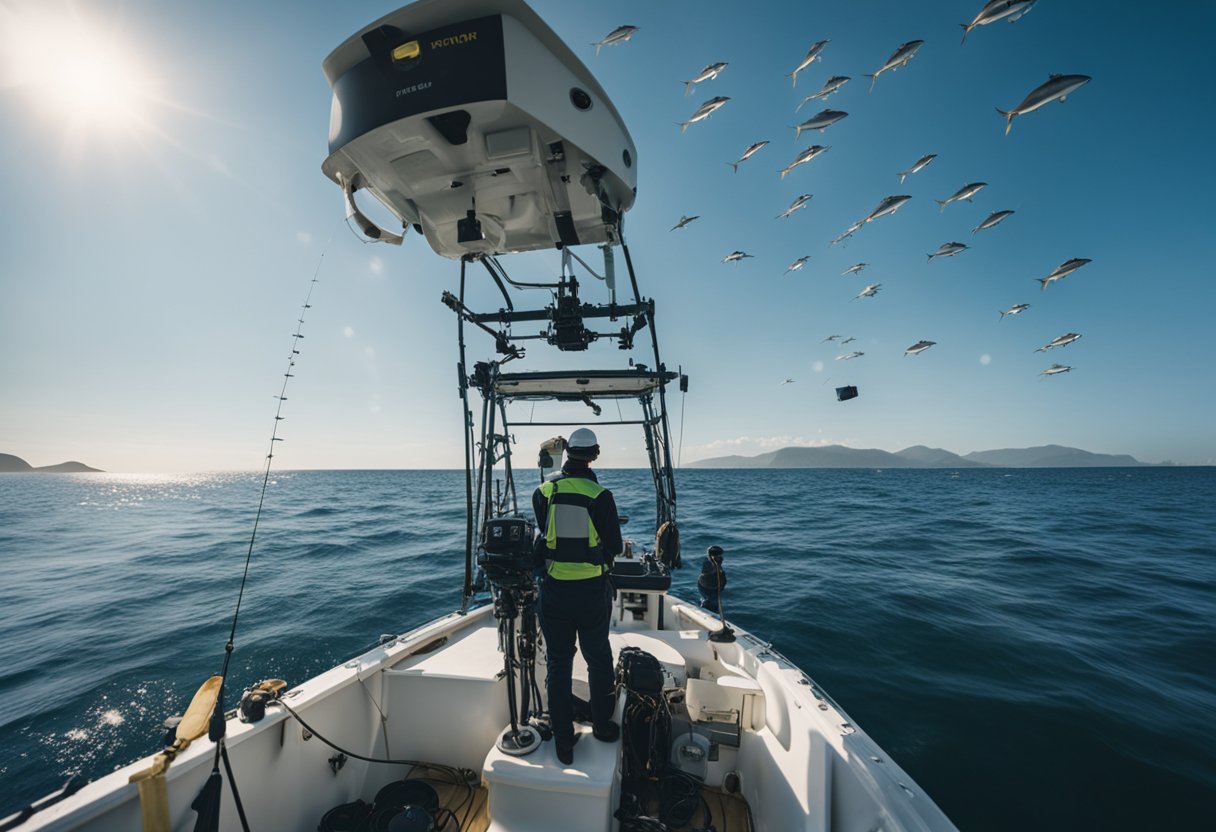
[{"xmin": 192, "ymin": 249, "xmax": 327, "ymax": 831}]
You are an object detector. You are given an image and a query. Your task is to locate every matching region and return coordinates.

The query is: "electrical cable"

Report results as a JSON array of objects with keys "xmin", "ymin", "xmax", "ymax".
[
  {"xmin": 272, "ymin": 698, "xmax": 471, "ymax": 782},
  {"xmin": 487, "ymin": 255, "xmax": 559, "ymax": 290}
]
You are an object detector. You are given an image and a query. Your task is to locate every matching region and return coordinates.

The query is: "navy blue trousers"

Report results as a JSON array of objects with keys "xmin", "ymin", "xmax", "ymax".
[{"xmin": 540, "ymin": 574, "xmax": 615, "ymax": 751}]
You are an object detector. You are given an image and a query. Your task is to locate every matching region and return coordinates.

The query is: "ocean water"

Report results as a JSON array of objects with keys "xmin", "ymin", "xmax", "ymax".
[{"xmin": 1, "ymin": 467, "xmax": 1213, "ymax": 829}]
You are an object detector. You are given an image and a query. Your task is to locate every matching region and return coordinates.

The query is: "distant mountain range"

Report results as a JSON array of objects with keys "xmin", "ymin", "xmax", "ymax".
[
  {"xmin": 0, "ymin": 453, "xmax": 102, "ymax": 473},
  {"xmin": 687, "ymin": 444, "xmax": 1161, "ymax": 469}
]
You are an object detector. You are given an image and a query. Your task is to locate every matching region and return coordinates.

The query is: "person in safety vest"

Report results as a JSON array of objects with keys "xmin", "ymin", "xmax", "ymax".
[{"xmin": 532, "ymin": 427, "xmax": 623, "ymax": 765}]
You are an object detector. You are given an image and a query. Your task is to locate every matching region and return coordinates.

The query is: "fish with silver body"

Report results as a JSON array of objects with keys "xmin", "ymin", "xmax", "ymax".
[
  {"xmin": 853, "ymin": 283, "xmax": 882, "ymax": 300},
  {"xmin": 830, "ymin": 220, "xmax": 866, "ymax": 246},
  {"xmin": 973, "ymin": 209, "xmax": 1015, "ymax": 233},
  {"xmin": 779, "ymin": 145, "xmax": 830, "ymax": 179},
  {"xmin": 781, "ymin": 378, "xmax": 796, "ymax": 385},
  {"xmin": 785, "ymin": 256, "xmax": 810, "ymax": 274},
  {"xmin": 729, "ymin": 141, "xmax": 770, "ymax": 173},
  {"xmin": 794, "ymin": 109, "xmax": 848, "ymax": 140},
  {"xmin": 866, "ymin": 40, "xmax": 925, "ymax": 92},
  {"xmin": 777, "ymin": 194, "xmax": 814, "ymax": 219},
  {"xmin": 683, "ymin": 62, "xmax": 728, "ymax": 95},
  {"xmin": 897, "ymin": 154, "xmax": 937, "ymax": 184},
  {"xmin": 999, "ymin": 303, "xmax": 1030, "ymax": 320},
  {"xmin": 670, "ymin": 215, "xmax": 700, "ymax": 231},
  {"xmin": 905, "ymin": 340, "xmax": 936, "ymax": 356},
  {"xmin": 928, "ymin": 242, "xmax": 969, "ymax": 262},
  {"xmin": 833, "ymin": 195, "xmax": 912, "ymax": 245},
  {"xmin": 787, "ymin": 40, "xmax": 830, "ymax": 87},
  {"xmin": 592, "ymin": 25, "xmax": 639, "ymax": 56},
  {"xmin": 680, "ymin": 96, "xmax": 730, "ymax": 134},
  {"xmin": 935, "ymin": 182, "xmax": 987, "ymax": 212},
  {"xmin": 722, "ymin": 250, "xmax": 754, "ymax": 263},
  {"xmin": 842, "ymin": 262, "xmax": 868, "ymax": 276},
  {"xmin": 797, "ymin": 76, "xmax": 850, "ymax": 111},
  {"xmin": 836, "ymin": 351, "xmax": 865, "ymax": 360},
  {"xmin": 1037, "ymin": 257, "xmax": 1091, "ymax": 291},
  {"xmin": 841, "ymin": 337, "xmax": 856, "ymax": 345},
  {"xmin": 821, "ymin": 334, "xmax": 843, "ymax": 343},
  {"xmin": 864, "ymin": 194, "xmax": 913, "ymax": 223},
  {"xmin": 961, "ymin": 0, "xmax": 1038, "ymax": 43},
  {"xmin": 998, "ymin": 74, "xmax": 1091, "ymax": 135},
  {"xmin": 1040, "ymin": 363, "xmax": 1073, "ymax": 376},
  {"xmin": 1036, "ymin": 332, "xmax": 1082, "ymax": 352}
]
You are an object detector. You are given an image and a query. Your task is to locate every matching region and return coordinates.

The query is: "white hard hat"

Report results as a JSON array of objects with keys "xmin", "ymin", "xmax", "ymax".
[
  {"xmin": 567, "ymin": 428, "xmax": 598, "ymax": 449},
  {"xmin": 566, "ymin": 427, "xmax": 600, "ymax": 460}
]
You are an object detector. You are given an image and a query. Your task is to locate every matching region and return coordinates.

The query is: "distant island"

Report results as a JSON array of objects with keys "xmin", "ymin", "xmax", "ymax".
[
  {"xmin": 687, "ymin": 444, "xmax": 1166, "ymax": 469},
  {"xmin": 0, "ymin": 453, "xmax": 103, "ymax": 473}
]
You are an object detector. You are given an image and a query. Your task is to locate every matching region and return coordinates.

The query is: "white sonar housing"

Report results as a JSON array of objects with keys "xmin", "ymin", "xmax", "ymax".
[{"xmin": 321, "ymin": 0, "xmax": 638, "ymax": 259}]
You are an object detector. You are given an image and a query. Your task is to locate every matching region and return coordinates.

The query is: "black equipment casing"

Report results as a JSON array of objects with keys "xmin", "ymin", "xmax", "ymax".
[{"xmin": 478, "ymin": 516, "xmax": 536, "ymax": 582}]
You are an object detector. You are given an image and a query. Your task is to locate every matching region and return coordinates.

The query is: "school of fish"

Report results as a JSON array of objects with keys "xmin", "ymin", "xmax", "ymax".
[{"xmin": 592, "ymin": 1, "xmax": 1093, "ymax": 381}]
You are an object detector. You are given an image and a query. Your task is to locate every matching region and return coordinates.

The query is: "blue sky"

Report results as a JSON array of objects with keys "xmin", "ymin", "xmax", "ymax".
[{"xmin": 1, "ymin": 0, "xmax": 1213, "ymax": 471}]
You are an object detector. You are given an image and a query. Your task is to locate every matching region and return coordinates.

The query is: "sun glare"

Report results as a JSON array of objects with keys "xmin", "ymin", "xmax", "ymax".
[{"xmin": 1, "ymin": 3, "xmax": 161, "ymax": 142}]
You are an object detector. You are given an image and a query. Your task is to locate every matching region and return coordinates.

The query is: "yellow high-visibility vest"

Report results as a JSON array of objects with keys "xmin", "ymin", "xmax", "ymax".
[{"xmin": 539, "ymin": 477, "xmax": 607, "ymax": 580}]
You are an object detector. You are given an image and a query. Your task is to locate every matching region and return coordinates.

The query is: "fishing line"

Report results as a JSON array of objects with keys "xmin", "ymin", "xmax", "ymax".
[
  {"xmin": 220, "ymin": 249, "xmax": 326, "ymax": 681},
  {"xmin": 205, "ymin": 244, "xmax": 328, "ymax": 809}
]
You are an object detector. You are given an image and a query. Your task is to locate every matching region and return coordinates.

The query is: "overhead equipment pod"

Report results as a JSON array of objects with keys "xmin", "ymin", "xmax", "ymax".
[{"xmin": 321, "ymin": 0, "xmax": 638, "ymax": 258}]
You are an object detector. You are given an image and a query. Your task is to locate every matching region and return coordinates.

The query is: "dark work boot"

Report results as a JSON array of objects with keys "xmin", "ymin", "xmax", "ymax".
[
  {"xmin": 592, "ymin": 720, "xmax": 620, "ymax": 742},
  {"xmin": 555, "ymin": 731, "xmax": 581, "ymax": 765}
]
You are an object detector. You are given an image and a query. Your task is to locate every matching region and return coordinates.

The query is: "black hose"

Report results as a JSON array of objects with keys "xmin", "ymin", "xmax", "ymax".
[{"xmin": 273, "ymin": 698, "xmax": 470, "ymax": 781}]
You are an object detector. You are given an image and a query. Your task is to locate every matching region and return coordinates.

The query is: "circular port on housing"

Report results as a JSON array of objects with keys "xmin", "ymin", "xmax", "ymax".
[
  {"xmin": 569, "ymin": 87, "xmax": 593, "ymax": 111},
  {"xmin": 622, "ymin": 148, "xmax": 632, "ymax": 168}
]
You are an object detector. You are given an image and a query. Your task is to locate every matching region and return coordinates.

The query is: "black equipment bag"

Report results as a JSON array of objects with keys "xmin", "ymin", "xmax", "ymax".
[{"xmin": 616, "ymin": 647, "xmax": 664, "ymax": 696}]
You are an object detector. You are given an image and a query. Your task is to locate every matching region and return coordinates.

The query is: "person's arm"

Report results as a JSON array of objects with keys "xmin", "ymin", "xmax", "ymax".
[{"xmin": 592, "ymin": 490, "xmax": 624, "ymax": 558}]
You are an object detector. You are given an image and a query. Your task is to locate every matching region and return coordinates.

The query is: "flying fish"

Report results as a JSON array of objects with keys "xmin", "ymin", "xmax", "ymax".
[
  {"xmin": 864, "ymin": 195, "xmax": 913, "ymax": 224},
  {"xmin": 785, "ymin": 255, "xmax": 810, "ymax": 274},
  {"xmin": 866, "ymin": 40, "xmax": 925, "ymax": 93},
  {"xmin": 787, "ymin": 40, "xmax": 830, "ymax": 87},
  {"xmin": 729, "ymin": 141, "xmax": 770, "ymax": 173},
  {"xmin": 973, "ymin": 210, "xmax": 1015, "ymax": 233},
  {"xmin": 852, "ymin": 284, "xmax": 881, "ymax": 300},
  {"xmin": 836, "ymin": 351, "xmax": 864, "ymax": 360},
  {"xmin": 821, "ymin": 334, "xmax": 843, "ymax": 343},
  {"xmin": 999, "ymin": 303, "xmax": 1030, "ymax": 319},
  {"xmin": 797, "ymin": 76, "xmax": 850, "ymax": 111},
  {"xmin": 998, "ymin": 74, "xmax": 1092, "ymax": 136},
  {"xmin": 936, "ymin": 182, "xmax": 987, "ymax": 212},
  {"xmin": 1037, "ymin": 258, "xmax": 1091, "ymax": 291},
  {"xmin": 897, "ymin": 154, "xmax": 937, "ymax": 184},
  {"xmin": 781, "ymin": 378, "xmax": 796, "ymax": 385},
  {"xmin": 833, "ymin": 195, "xmax": 911, "ymax": 245},
  {"xmin": 905, "ymin": 340, "xmax": 936, "ymax": 356},
  {"xmin": 793, "ymin": 109, "xmax": 848, "ymax": 140},
  {"xmin": 1040, "ymin": 363, "xmax": 1073, "ymax": 376},
  {"xmin": 670, "ymin": 215, "xmax": 700, "ymax": 231},
  {"xmin": 779, "ymin": 145, "xmax": 830, "ymax": 179},
  {"xmin": 777, "ymin": 194, "xmax": 814, "ymax": 219},
  {"xmin": 842, "ymin": 262, "xmax": 868, "ymax": 276},
  {"xmin": 592, "ymin": 26, "xmax": 639, "ymax": 56},
  {"xmin": 683, "ymin": 62, "xmax": 728, "ymax": 95},
  {"xmin": 722, "ymin": 250, "xmax": 754, "ymax": 263},
  {"xmin": 961, "ymin": 0, "xmax": 1038, "ymax": 43},
  {"xmin": 680, "ymin": 96, "xmax": 730, "ymax": 133},
  {"xmin": 830, "ymin": 220, "xmax": 866, "ymax": 246},
  {"xmin": 1036, "ymin": 332, "xmax": 1082, "ymax": 352},
  {"xmin": 927, "ymin": 242, "xmax": 968, "ymax": 262},
  {"xmin": 841, "ymin": 337, "xmax": 856, "ymax": 345}
]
